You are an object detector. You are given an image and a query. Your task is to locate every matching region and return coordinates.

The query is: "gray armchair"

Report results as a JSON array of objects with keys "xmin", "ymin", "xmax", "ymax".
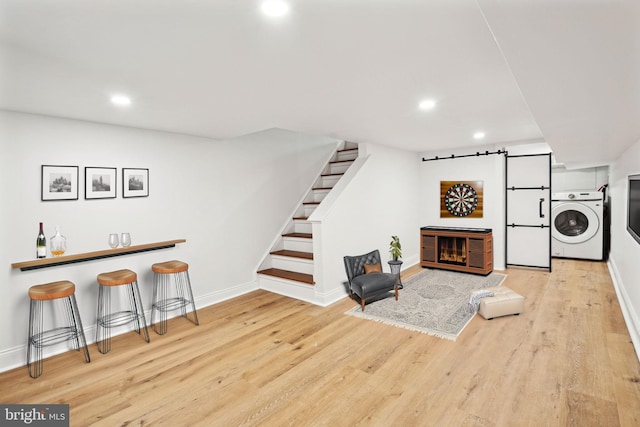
[{"xmin": 344, "ymin": 249, "xmax": 399, "ymax": 311}]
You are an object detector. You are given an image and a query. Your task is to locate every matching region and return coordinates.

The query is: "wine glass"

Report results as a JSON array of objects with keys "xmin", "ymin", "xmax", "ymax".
[
  {"xmin": 108, "ymin": 233, "xmax": 119, "ymax": 248},
  {"xmin": 121, "ymin": 233, "xmax": 131, "ymax": 248}
]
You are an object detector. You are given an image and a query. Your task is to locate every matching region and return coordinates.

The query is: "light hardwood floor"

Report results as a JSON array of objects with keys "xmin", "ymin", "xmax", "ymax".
[{"xmin": 1, "ymin": 259, "xmax": 639, "ymax": 426}]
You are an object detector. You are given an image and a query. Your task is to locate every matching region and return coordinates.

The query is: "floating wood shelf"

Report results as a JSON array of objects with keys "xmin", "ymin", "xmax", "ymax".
[{"xmin": 11, "ymin": 239, "xmax": 186, "ymax": 271}]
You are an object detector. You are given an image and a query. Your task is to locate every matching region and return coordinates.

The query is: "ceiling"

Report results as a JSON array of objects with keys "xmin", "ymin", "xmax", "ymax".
[{"xmin": 1, "ymin": 0, "xmax": 638, "ymax": 168}]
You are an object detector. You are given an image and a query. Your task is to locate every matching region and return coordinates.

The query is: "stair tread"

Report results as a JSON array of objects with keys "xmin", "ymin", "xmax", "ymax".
[
  {"xmin": 337, "ymin": 148, "xmax": 358, "ymax": 153},
  {"xmin": 293, "ymin": 216, "xmax": 309, "ymax": 220},
  {"xmin": 312, "ymin": 187, "xmax": 332, "ymax": 191},
  {"xmin": 329, "ymin": 159, "xmax": 355, "ymax": 164},
  {"xmin": 282, "ymin": 232, "xmax": 312, "ymax": 239},
  {"xmin": 321, "ymin": 173, "xmax": 344, "ymax": 177},
  {"xmin": 303, "ymin": 201, "xmax": 320, "ymax": 205},
  {"xmin": 258, "ymin": 268, "xmax": 315, "ymax": 285},
  {"xmin": 271, "ymin": 249, "xmax": 313, "ymax": 260}
]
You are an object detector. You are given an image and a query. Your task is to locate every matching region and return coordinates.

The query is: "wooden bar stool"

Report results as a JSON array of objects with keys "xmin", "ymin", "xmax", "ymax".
[
  {"xmin": 96, "ymin": 269, "xmax": 150, "ymax": 353},
  {"xmin": 27, "ymin": 280, "xmax": 90, "ymax": 378},
  {"xmin": 151, "ymin": 260, "xmax": 199, "ymax": 335}
]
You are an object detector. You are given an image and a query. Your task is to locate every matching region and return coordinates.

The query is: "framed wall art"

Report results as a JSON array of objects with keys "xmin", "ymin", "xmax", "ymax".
[
  {"xmin": 85, "ymin": 167, "xmax": 117, "ymax": 199},
  {"xmin": 440, "ymin": 180, "xmax": 484, "ymax": 218},
  {"xmin": 123, "ymin": 168, "xmax": 149, "ymax": 198},
  {"xmin": 41, "ymin": 165, "xmax": 79, "ymax": 201}
]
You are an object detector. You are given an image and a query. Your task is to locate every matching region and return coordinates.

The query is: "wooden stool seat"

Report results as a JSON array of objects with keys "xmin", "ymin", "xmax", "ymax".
[
  {"xmin": 152, "ymin": 260, "xmax": 189, "ymax": 274},
  {"xmin": 97, "ymin": 269, "xmax": 137, "ymax": 286},
  {"xmin": 29, "ymin": 280, "xmax": 75, "ymax": 300}
]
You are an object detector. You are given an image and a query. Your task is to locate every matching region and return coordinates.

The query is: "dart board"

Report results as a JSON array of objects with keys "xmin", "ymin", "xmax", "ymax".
[{"xmin": 440, "ymin": 181, "xmax": 484, "ymax": 218}]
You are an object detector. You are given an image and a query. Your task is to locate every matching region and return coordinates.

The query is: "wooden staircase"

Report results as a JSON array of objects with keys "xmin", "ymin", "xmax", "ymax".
[{"xmin": 257, "ymin": 142, "xmax": 358, "ymax": 292}]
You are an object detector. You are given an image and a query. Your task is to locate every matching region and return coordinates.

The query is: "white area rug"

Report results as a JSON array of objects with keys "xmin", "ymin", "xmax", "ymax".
[{"xmin": 345, "ymin": 268, "xmax": 506, "ymax": 341}]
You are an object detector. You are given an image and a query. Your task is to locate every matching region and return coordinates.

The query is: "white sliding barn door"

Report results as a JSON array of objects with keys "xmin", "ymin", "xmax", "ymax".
[{"xmin": 505, "ymin": 153, "xmax": 552, "ymax": 271}]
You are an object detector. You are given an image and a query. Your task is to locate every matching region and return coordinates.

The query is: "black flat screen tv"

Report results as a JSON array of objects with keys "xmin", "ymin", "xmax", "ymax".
[{"xmin": 628, "ymin": 174, "xmax": 640, "ymax": 244}]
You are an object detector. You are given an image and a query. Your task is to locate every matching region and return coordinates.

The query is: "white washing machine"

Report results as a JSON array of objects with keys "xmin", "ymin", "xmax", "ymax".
[{"xmin": 551, "ymin": 191, "xmax": 604, "ymax": 260}]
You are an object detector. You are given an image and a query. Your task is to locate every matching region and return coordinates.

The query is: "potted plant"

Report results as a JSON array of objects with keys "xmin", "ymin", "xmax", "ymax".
[{"xmin": 389, "ymin": 235, "xmax": 402, "ymax": 261}]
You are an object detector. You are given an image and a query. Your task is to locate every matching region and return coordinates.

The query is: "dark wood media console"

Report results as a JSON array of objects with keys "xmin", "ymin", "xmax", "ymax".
[{"xmin": 420, "ymin": 227, "xmax": 493, "ymax": 275}]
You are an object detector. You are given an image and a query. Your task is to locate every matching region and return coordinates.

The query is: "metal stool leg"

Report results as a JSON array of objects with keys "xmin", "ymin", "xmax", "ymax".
[
  {"xmin": 151, "ymin": 272, "xmax": 159, "ymax": 334},
  {"xmin": 152, "ymin": 272, "xmax": 169, "ymax": 335},
  {"xmin": 128, "ymin": 281, "xmax": 150, "ymax": 343},
  {"xmin": 68, "ymin": 294, "xmax": 90, "ymax": 363},
  {"xmin": 96, "ymin": 285, "xmax": 111, "ymax": 354},
  {"xmin": 27, "ymin": 299, "xmax": 43, "ymax": 379},
  {"xmin": 176, "ymin": 273, "xmax": 187, "ymax": 318},
  {"xmin": 180, "ymin": 270, "xmax": 199, "ymax": 326},
  {"xmin": 64, "ymin": 296, "xmax": 80, "ymax": 351}
]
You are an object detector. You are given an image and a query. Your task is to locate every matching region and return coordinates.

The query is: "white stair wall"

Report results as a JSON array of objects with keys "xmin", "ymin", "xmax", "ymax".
[{"xmin": 258, "ymin": 141, "xmax": 358, "ymax": 302}]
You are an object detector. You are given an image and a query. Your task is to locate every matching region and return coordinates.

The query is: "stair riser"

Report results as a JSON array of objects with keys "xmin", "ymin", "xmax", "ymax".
[
  {"xmin": 258, "ymin": 276, "xmax": 316, "ymax": 303},
  {"xmin": 319, "ymin": 176, "xmax": 341, "ymax": 187},
  {"xmin": 327, "ymin": 162, "xmax": 352, "ymax": 175},
  {"xmin": 336, "ymin": 151, "xmax": 358, "ymax": 162},
  {"xmin": 293, "ymin": 221, "xmax": 312, "ymax": 234},
  {"xmin": 271, "ymin": 257, "xmax": 314, "ymax": 275},
  {"xmin": 283, "ymin": 238, "xmax": 313, "ymax": 253},
  {"xmin": 303, "ymin": 205, "xmax": 316, "ymax": 217},
  {"xmin": 311, "ymin": 189, "xmax": 330, "ymax": 202}
]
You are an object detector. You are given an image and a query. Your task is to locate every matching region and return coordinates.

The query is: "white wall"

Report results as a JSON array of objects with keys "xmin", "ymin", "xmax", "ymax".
[
  {"xmin": 0, "ymin": 111, "xmax": 338, "ymax": 371},
  {"xmin": 552, "ymin": 165, "xmax": 609, "ymax": 192},
  {"xmin": 608, "ymin": 138, "xmax": 640, "ymax": 357},
  {"xmin": 418, "ymin": 145, "xmax": 507, "ymax": 270}
]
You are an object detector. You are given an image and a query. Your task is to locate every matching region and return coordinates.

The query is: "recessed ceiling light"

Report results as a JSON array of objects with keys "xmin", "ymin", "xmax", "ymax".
[
  {"xmin": 418, "ymin": 99, "xmax": 436, "ymax": 110},
  {"xmin": 111, "ymin": 95, "xmax": 131, "ymax": 106},
  {"xmin": 473, "ymin": 132, "xmax": 485, "ymax": 140},
  {"xmin": 261, "ymin": 0, "xmax": 289, "ymax": 17}
]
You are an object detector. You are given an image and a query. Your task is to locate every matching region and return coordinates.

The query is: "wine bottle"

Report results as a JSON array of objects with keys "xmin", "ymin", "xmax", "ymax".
[{"xmin": 36, "ymin": 222, "xmax": 46, "ymax": 258}]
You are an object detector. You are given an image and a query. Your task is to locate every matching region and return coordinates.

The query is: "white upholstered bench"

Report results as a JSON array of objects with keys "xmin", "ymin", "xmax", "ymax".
[{"xmin": 478, "ymin": 286, "xmax": 524, "ymax": 320}]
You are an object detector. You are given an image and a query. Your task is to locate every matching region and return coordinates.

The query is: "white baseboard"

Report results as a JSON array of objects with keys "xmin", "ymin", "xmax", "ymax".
[
  {"xmin": 607, "ymin": 259, "xmax": 640, "ymax": 362},
  {"xmin": 0, "ymin": 279, "xmax": 259, "ymax": 374},
  {"xmin": 314, "ymin": 286, "xmax": 349, "ymax": 307}
]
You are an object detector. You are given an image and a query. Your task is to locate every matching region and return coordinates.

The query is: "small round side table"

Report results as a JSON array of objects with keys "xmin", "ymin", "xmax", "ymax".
[{"xmin": 388, "ymin": 260, "xmax": 403, "ymax": 289}]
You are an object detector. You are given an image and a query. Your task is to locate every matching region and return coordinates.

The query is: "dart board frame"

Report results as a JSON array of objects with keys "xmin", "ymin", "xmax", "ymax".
[{"xmin": 440, "ymin": 181, "xmax": 484, "ymax": 218}]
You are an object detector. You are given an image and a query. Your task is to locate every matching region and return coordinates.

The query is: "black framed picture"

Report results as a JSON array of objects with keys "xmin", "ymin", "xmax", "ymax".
[
  {"xmin": 41, "ymin": 165, "xmax": 79, "ymax": 201},
  {"xmin": 123, "ymin": 168, "xmax": 149, "ymax": 198},
  {"xmin": 85, "ymin": 167, "xmax": 117, "ymax": 199}
]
